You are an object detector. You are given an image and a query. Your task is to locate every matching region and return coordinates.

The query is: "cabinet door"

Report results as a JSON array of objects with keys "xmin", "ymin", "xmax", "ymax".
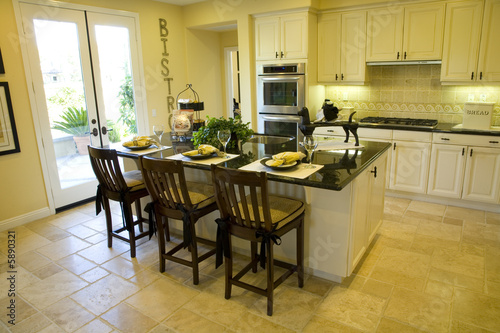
[
  {"xmin": 427, "ymin": 144, "xmax": 466, "ymax": 198},
  {"xmin": 318, "ymin": 13, "xmax": 341, "ymax": 82},
  {"xmin": 462, "ymin": 147, "xmax": 500, "ymax": 203},
  {"xmin": 349, "ymin": 167, "xmax": 370, "ymax": 274},
  {"xmin": 403, "ymin": 3, "xmax": 445, "ymax": 60},
  {"xmin": 441, "ymin": 1, "xmax": 483, "ymax": 82},
  {"xmin": 366, "ymin": 7, "xmax": 403, "ymax": 61},
  {"xmin": 367, "ymin": 153, "xmax": 387, "ymax": 242},
  {"xmin": 255, "ymin": 17, "xmax": 280, "ymax": 61},
  {"xmin": 390, "ymin": 141, "xmax": 430, "ymax": 193},
  {"xmin": 341, "ymin": 11, "xmax": 367, "ymax": 82},
  {"xmin": 281, "ymin": 13, "xmax": 308, "ymax": 59},
  {"xmin": 477, "ymin": 0, "xmax": 500, "ymax": 82}
]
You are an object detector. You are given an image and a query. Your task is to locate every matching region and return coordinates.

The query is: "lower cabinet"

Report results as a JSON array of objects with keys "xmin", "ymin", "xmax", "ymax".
[
  {"xmin": 349, "ymin": 152, "xmax": 387, "ymax": 274},
  {"xmin": 428, "ymin": 134, "xmax": 500, "ymax": 204}
]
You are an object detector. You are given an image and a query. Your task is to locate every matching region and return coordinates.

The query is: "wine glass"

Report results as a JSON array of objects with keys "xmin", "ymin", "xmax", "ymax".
[
  {"xmin": 153, "ymin": 125, "xmax": 164, "ymax": 147},
  {"xmin": 217, "ymin": 129, "xmax": 231, "ymax": 158},
  {"xmin": 303, "ymin": 136, "xmax": 318, "ymax": 169}
]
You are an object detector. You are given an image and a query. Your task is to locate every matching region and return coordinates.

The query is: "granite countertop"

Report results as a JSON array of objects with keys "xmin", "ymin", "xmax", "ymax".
[
  {"xmin": 139, "ymin": 138, "xmax": 391, "ymax": 191},
  {"xmin": 356, "ymin": 122, "xmax": 500, "ymax": 136}
]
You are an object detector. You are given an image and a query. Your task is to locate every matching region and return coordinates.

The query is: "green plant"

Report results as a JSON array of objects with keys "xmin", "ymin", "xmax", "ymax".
[
  {"xmin": 117, "ymin": 75, "xmax": 137, "ymax": 135},
  {"xmin": 192, "ymin": 115, "xmax": 254, "ymax": 150},
  {"xmin": 52, "ymin": 106, "xmax": 89, "ymax": 137}
]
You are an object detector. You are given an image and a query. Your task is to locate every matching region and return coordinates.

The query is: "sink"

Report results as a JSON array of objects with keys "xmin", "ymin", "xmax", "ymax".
[{"xmin": 246, "ymin": 134, "xmax": 294, "ymax": 144}]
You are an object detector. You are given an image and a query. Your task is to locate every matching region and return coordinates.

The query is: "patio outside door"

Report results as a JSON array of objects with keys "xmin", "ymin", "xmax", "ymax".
[{"xmin": 20, "ymin": 3, "xmax": 146, "ymax": 209}]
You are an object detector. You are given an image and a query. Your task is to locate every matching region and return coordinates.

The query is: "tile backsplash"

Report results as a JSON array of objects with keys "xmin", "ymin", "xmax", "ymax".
[{"xmin": 325, "ymin": 65, "xmax": 500, "ymax": 126}]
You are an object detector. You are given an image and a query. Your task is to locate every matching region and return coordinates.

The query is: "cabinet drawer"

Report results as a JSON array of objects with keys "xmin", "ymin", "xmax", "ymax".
[
  {"xmin": 357, "ymin": 127, "xmax": 392, "ymax": 140},
  {"xmin": 393, "ymin": 130, "xmax": 432, "ymax": 142},
  {"xmin": 433, "ymin": 133, "xmax": 500, "ymax": 147}
]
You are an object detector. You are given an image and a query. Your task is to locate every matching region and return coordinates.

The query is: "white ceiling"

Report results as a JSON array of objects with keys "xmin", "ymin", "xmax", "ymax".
[{"xmin": 153, "ymin": 0, "xmax": 207, "ymax": 6}]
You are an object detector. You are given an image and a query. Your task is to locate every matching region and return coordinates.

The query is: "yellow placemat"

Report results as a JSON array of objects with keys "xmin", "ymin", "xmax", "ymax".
[
  {"xmin": 166, "ymin": 153, "xmax": 239, "ymax": 165},
  {"xmin": 115, "ymin": 145, "xmax": 171, "ymax": 155},
  {"xmin": 239, "ymin": 159, "xmax": 323, "ymax": 179}
]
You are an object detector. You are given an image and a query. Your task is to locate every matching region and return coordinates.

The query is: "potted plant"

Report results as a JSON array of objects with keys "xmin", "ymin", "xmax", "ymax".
[
  {"xmin": 192, "ymin": 115, "xmax": 254, "ymax": 152},
  {"xmin": 52, "ymin": 106, "xmax": 90, "ymax": 155}
]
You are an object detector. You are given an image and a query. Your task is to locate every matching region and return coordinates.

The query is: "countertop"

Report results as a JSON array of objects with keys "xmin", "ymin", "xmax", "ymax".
[
  {"xmin": 356, "ymin": 122, "xmax": 500, "ymax": 136},
  {"xmin": 121, "ymin": 138, "xmax": 391, "ymax": 192}
]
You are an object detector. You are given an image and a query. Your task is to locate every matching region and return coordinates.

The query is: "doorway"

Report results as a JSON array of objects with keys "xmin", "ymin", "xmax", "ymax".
[
  {"xmin": 224, "ymin": 46, "xmax": 240, "ymax": 118},
  {"xmin": 19, "ymin": 2, "xmax": 147, "ymax": 209}
]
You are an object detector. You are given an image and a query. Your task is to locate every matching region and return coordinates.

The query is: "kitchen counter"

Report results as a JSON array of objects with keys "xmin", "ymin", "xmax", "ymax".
[{"xmin": 356, "ymin": 122, "xmax": 500, "ymax": 136}]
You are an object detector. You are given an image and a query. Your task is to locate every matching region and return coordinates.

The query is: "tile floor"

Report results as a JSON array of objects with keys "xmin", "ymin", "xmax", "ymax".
[{"xmin": 0, "ymin": 197, "xmax": 499, "ymax": 333}]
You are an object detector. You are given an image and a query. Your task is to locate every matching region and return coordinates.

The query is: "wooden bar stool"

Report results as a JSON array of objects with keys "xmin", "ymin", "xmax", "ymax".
[
  {"xmin": 88, "ymin": 146, "xmax": 150, "ymax": 258},
  {"xmin": 139, "ymin": 156, "xmax": 217, "ymax": 285},
  {"xmin": 211, "ymin": 164, "xmax": 305, "ymax": 316}
]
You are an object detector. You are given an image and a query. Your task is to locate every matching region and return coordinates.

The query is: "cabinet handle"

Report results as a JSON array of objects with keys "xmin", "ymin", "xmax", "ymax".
[
  {"xmin": 397, "ymin": 52, "xmax": 400, "ymax": 59},
  {"xmin": 275, "ymin": 52, "xmax": 279, "ymax": 59},
  {"xmin": 327, "ymin": 129, "xmax": 334, "ymax": 132},
  {"xmin": 281, "ymin": 51, "xmax": 284, "ymax": 58},
  {"xmin": 393, "ymin": 142, "xmax": 396, "ymax": 150},
  {"xmin": 404, "ymin": 51, "xmax": 407, "ymax": 59},
  {"xmin": 490, "ymin": 140, "xmax": 499, "ymax": 144},
  {"xmin": 341, "ymin": 73, "xmax": 344, "ymax": 80},
  {"xmin": 441, "ymin": 137, "xmax": 450, "ymax": 141},
  {"xmin": 335, "ymin": 74, "xmax": 338, "ymax": 81},
  {"xmin": 470, "ymin": 148, "xmax": 473, "ymax": 157},
  {"xmin": 462, "ymin": 148, "xmax": 465, "ymax": 156},
  {"xmin": 471, "ymin": 72, "xmax": 474, "ymax": 80},
  {"xmin": 371, "ymin": 166, "xmax": 377, "ymax": 178},
  {"xmin": 480, "ymin": 72, "xmax": 483, "ymax": 80}
]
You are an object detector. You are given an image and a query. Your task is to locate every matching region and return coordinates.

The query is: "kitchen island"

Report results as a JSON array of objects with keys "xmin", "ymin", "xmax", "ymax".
[{"xmin": 120, "ymin": 137, "xmax": 391, "ymax": 282}]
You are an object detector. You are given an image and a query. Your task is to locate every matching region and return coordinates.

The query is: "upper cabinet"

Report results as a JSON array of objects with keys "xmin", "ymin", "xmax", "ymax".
[
  {"xmin": 317, "ymin": 11, "xmax": 367, "ymax": 83},
  {"xmin": 441, "ymin": 0, "xmax": 500, "ymax": 82},
  {"xmin": 255, "ymin": 13, "xmax": 308, "ymax": 61},
  {"xmin": 366, "ymin": 3, "xmax": 445, "ymax": 62}
]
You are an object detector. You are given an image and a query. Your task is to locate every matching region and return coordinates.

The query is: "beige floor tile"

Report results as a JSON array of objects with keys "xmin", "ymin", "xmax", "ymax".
[
  {"xmin": 0, "ymin": 296, "xmax": 38, "ymax": 326},
  {"xmin": 164, "ymin": 308, "xmax": 227, "ymax": 333},
  {"xmin": 385, "ymin": 287, "xmax": 451, "ymax": 333},
  {"xmin": 80, "ymin": 266, "xmax": 110, "ymax": 283},
  {"xmin": 463, "ymin": 222, "xmax": 500, "ymax": 248},
  {"xmin": 486, "ymin": 211, "xmax": 500, "ymax": 225},
  {"xmin": 0, "ymin": 233, "xmax": 51, "ymax": 256},
  {"xmin": 230, "ymin": 311, "xmax": 294, "ymax": 333},
  {"xmin": 33, "ymin": 262, "xmax": 63, "ymax": 279},
  {"xmin": 128, "ymin": 269, "xmax": 162, "ymax": 288},
  {"xmin": 49, "ymin": 210, "xmax": 94, "ymax": 229},
  {"xmin": 252, "ymin": 287, "xmax": 322, "ymax": 331},
  {"xmin": 428, "ymin": 267, "xmax": 484, "ymax": 293},
  {"xmin": 37, "ymin": 235, "xmax": 91, "ymax": 261},
  {"xmin": 101, "ymin": 303, "xmax": 158, "ymax": 333},
  {"xmin": 84, "ymin": 232, "xmax": 107, "ymax": 244},
  {"xmin": 445, "ymin": 206, "xmax": 485, "ymax": 223},
  {"xmin": 315, "ymin": 286, "xmax": 386, "ymax": 331},
  {"xmin": 410, "ymin": 234, "xmax": 460, "ymax": 256},
  {"xmin": 1, "ymin": 226, "xmax": 36, "ymax": 240},
  {"xmin": 77, "ymin": 239, "xmax": 130, "ymax": 264},
  {"xmin": 378, "ymin": 220, "xmax": 417, "ymax": 242},
  {"xmin": 407, "ymin": 200, "xmax": 446, "ymax": 216},
  {"xmin": 425, "ymin": 279, "xmax": 454, "ymax": 300},
  {"xmin": 297, "ymin": 275, "xmax": 334, "ymax": 297},
  {"xmin": 367, "ymin": 235, "xmax": 412, "ymax": 256},
  {"xmin": 74, "ymin": 318, "xmax": 114, "ymax": 333},
  {"xmin": 486, "ymin": 280, "xmax": 500, "ymax": 299},
  {"xmin": 384, "ymin": 197, "xmax": 411, "ymax": 213},
  {"xmin": 376, "ymin": 317, "xmax": 428, "ymax": 332},
  {"xmin": 9, "ymin": 311, "xmax": 52, "ymax": 333},
  {"xmin": 70, "ymin": 274, "xmax": 139, "ymax": 315},
  {"xmin": 404, "ymin": 210, "xmax": 443, "ymax": 222},
  {"xmin": 102, "ymin": 256, "xmax": 144, "ymax": 279},
  {"xmin": 42, "ymin": 297, "xmax": 95, "ymax": 332},
  {"xmin": 443, "ymin": 216, "xmax": 463, "ymax": 226},
  {"xmin": 453, "ymin": 288, "xmax": 500, "ymax": 332},
  {"xmin": 302, "ymin": 315, "xmax": 363, "ymax": 333},
  {"xmin": 19, "ymin": 270, "xmax": 88, "ymax": 309},
  {"xmin": 38, "ymin": 324, "xmax": 66, "ymax": 333},
  {"xmin": 57, "ymin": 254, "xmax": 97, "ymax": 275},
  {"xmin": 362, "ymin": 278, "xmax": 394, "ymax": 298},
  {"xmin": 374, "ymin": 248, "xmax": 431, "ymax": 280},
  {"xmin": 82, "ymin": 215, "xmax": 111, "ymax": 232},
  {"xmin": 416, "ymin": 220, "xmax": 462, "ymax": 242},
  {"xmin": 25, "ymin": 222, "xmax": 70, "ymax": 242},
  {"xmin": 450, "ymin": 320, "xmax": 497, "ymax": 333},
  {"xmin": 126, "ymin": 278, "xmax": 199, "ymax": 322},
  {"xmin": 0, "ymin": 266, "xmax": 40, "ymax": 291},
  {"xmin": 66, "ymin": 224, "xmax": 98, "ymax": 239},
  {"xmin": 17, "ymin": 251, "xmax": 51, "ymax": 272},
  {"xmin": 370, "ymin": 266, "xmax": 426, "ymax": 291},
  {"xmin": 431, "ymin": 248, "xmax": 485, "ymax": 279}
]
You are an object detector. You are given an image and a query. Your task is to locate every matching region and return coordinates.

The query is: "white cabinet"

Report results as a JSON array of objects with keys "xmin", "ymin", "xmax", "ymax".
[
  {"xmin": 317, "ymin": 11, "xmax": 367, "ymax": 83},
  {"xmin": 389, "ymin": 131, "xmax": 431, "ymax": 194},
  {"xmin": 350, "ymin": 152, "xmax": 387, "ymax": 273},
  {"xmin": 441, "ymin": 0, "xmax": 500, "ymax": 83},
  {"xmin": 366, "ymin": 3, "xmax": 445, "ymax": 62},
  {"xmin": 255, "ymin": 13, "xmax": 308, "ymax": 61},
  {"xmin": 428, "ymin": 133, "xmax": 500, "ymax": 203}
]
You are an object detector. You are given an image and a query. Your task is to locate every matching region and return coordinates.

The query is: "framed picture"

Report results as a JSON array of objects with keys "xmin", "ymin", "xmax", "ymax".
[
  {"xmin": 0, "ymin": 82, "xmax": 20, "ymax": 155},
  {"xmin": 0, "ymin": 49, "xmax": 4, "ymax": 74}
]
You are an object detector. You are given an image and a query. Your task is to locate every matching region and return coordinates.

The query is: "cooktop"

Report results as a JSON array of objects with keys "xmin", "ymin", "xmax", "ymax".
[{"xmin": 359, "ymin": 117, "xmax": 438, "ymax": 129}]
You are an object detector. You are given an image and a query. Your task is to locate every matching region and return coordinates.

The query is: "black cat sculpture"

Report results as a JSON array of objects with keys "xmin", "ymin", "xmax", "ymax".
[{"xmin": 298, "ymin": 107, "xmax": 360, "ymax": 146}]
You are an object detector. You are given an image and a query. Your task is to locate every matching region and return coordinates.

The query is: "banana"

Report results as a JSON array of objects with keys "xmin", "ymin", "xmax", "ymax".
[{"xmin": 271, "ymin": 151, "xmax": 306, "ymax": 165}]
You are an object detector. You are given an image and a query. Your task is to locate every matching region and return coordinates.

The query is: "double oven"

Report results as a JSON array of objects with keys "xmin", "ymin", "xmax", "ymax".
[{"xmin": 257, "ymin": 63, "xmax": 305, "ymax": 151}]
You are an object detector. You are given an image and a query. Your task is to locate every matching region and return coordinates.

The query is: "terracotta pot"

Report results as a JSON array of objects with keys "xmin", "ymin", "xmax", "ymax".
[{"xmin": 73, "ymin": 136, "xmax": 91, "ymax": 155}]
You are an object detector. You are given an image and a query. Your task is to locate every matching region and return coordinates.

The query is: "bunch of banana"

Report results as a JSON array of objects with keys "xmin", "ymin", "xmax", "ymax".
[
  {"xmin": 197, "ymin": 144, "xmax": 219, "ymax": 155},
  {"xmin": 123, "ymin": 136, "xmax": 153, "ymax": 147},
  {"xmin": 268, "ymin": 151, "xmax": 306, "ymax": 167}
]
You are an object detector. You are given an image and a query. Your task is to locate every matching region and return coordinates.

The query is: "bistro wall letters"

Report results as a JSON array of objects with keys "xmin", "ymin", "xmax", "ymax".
[{"xmin": 159, "ymin": 18, "xmax": 175, "ymax": 128}]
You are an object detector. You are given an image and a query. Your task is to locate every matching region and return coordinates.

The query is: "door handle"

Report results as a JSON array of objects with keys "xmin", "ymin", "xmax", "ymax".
[
  {"xmin": 101, "ymin": 126, "xmax": 108, "ymax": 135},
  {"xmin": 91, "ymin": 128, "xmax": 98, "ymax": 136}
]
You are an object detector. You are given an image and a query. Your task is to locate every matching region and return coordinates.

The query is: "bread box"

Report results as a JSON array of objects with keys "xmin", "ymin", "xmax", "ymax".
[{"xmin": 462, "ymin": 102, "xmax": 494, "ymax": 129}]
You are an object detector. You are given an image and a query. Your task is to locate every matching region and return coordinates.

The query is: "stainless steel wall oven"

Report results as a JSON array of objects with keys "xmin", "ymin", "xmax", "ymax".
[{"xmin": 257, "ymin": 63, "xmax": 305, "ymax": 151}]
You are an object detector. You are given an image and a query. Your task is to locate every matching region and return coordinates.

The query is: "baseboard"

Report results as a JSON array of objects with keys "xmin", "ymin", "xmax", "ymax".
[{"xmin": 0, "ymin": 207, "xmax": 52, "ymax": 232}]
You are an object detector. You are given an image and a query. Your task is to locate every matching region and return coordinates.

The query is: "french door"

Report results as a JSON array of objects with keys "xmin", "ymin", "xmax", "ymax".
[{"xmin": 19, "ymin": 2, "xmax": 146, "ymax": 209}]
